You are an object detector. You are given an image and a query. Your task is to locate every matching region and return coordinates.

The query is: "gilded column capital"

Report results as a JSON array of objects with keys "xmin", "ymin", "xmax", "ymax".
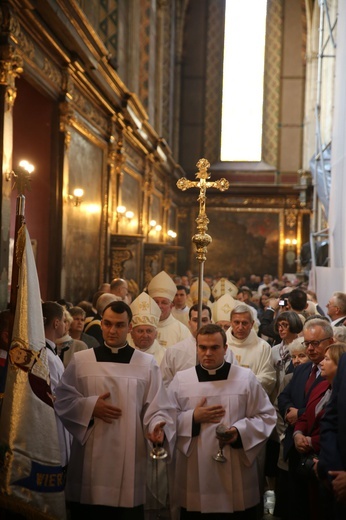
[
  {"xmin": 59, "ymin": 101, "xmax": 74, "ymax": 133},
  {"xmin": 0, "ymin": 4, "xmax": 23, "ymax": 109},
  {"xmin": 61, "ymin": 68, "xmax": 74, "ymax": 101}
]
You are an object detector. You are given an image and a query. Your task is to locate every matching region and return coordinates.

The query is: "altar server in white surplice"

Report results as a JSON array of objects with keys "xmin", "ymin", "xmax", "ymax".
[
  {"xmin": 55, "ymin": 300, "xmax": 175, "ymax": 519},
  {"xmin": 168, "ymin": 324, "xmax": 276, "ymax": 519}
]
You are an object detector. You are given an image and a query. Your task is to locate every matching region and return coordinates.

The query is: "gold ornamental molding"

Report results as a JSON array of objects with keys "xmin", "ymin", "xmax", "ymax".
[
  {"xmin": 0, "ymin": 4, "xmax": 24, "ymax": 110},
  {"xmin": 144, "ymin": 253, "xmax": 160, "ymax": 285},
  {"xmin": 110, "ymin": 249, "xmax": 133, "ymax": 279},
  {"xmin": 285, "ymin": 208, "xmax": 298, "ymax": 228},
  {"xmin": 59, "ymin": 101, "xmax": 74, "ymax": 145},
  {"xmin": 144, "ymin": 154, "xmax": 155, "ymax": 196},
  {"xmin": 177, "ymin": 193, "xmax": 309, "ymax": 210}
]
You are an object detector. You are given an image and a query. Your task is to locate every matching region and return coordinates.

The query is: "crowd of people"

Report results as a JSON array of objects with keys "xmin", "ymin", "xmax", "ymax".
[{"xmin": 1, "ymin": 271, "xmax": 346, "ymax": 520}]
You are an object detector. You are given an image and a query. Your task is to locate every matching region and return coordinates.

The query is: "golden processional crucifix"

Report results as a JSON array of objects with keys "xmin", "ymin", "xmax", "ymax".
[{"xmin": 176, "ymin": 158, "xmax": 229, "ymax": 330}]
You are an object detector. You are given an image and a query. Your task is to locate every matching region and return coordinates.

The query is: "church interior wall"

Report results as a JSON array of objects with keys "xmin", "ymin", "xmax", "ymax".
[
  {"xmin": 0, "ymin": 0, "xmax": 321, "ymax": 308},
  {"xmin": 279, "ymin": 0, "xmax": 306, "ymax": 175},
  {"xmin": 11, "ymin": 78, "xmax": 55, "ymax": 302},
  {"xmin": 177, "ymin": 0, "xmax": 310, "ymax": 281}
]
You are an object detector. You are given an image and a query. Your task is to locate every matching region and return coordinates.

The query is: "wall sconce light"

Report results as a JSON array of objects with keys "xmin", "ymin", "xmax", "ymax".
[
  {"xmin": 66, "ymin": 188, "xmax": 84, "ymax": 206},
  {"xmin": 167, "ymin": 229, "xmax": 177, "ymax": 239},
  {"xmin": 117, "ymin": 206, "xmax": 134, "ymax": 222},
  {"xmin": 149, "ymin": 220, "xmax": 162, "ymax": 232},
  {"xmin": 284, "ymin": 238, "xmax": 297, "ymax": 246},
  {"xmin": 6, "ymin": 159, "xmax": 35, "ymax": 182},
  {"xmin": 18, "ymin": 160, "xmax": 35, "ymax": 174}
]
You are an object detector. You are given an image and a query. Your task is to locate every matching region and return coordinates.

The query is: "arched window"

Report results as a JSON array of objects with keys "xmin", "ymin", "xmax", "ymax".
[{"xmin": 220, "ymin": 0, "xmax": 267, "ymax": 162}]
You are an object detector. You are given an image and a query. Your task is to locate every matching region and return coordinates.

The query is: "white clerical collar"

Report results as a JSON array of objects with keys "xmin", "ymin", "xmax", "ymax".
[
  {"xmin": 104, "ymin": 342, "xmax": 127, "ymax": 354},
  {"xmin": 200, "ymin": 360, "xmax": 225, "ymax": 375}
]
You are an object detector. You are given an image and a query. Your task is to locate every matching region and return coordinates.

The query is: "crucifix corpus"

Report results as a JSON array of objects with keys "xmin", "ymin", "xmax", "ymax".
[{"xmin": 176, "ymin": 158, "xmax": 229, "ymax": 332}]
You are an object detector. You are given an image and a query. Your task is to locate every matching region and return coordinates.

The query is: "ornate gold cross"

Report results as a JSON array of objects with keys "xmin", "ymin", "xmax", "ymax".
[{"xmin": 177, "ymin": 158, "xmax": 229, "ymax": 262}]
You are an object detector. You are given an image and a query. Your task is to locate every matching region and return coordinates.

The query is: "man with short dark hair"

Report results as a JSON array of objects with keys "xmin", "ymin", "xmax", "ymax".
[
  {"xmin": 169, "ymin": 323, "xmax": 276, "ymax": 518},
  {"xmin": 55, "ymin": 301, "xmax": 175, "ymax": 519},
  {"xmin": 237, "ymin": 286, "xmax": 258, "ymax": 312},
  {"xmin": 287, "ymin": 288, "xmax": 308, "ymax": 315},
  {"xmin": 160, "ymin": 303, "xmax": 214, "ymax": 387},
  {"xmin": 172, "ymin": 285, "xmax": 190, "ymax": 327},
  {"xmin": 42, "ymin": 301, "xmax": 72, "ymax": 468}
]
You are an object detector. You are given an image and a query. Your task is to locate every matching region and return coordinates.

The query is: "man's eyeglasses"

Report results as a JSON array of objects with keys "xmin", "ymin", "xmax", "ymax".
[{"xmin": 301, "ymin": 337, "xmax": 332, "ymax": 348}]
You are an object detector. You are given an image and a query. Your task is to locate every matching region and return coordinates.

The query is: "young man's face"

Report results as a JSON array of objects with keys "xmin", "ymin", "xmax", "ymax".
[
  {"xmin": 197, "ymin": 332, "xmax": 227, "ymax": 370},
  {"xmin": 101, "ymin": 309, "xmax": 131, "ymax": 348},
  {"xmin": 189, "ymin": 309, "xmax": 212, "ymax": 337},
  {"xmin": 173, "ymin": 290, "xmax": 187, "ymax": 309}
]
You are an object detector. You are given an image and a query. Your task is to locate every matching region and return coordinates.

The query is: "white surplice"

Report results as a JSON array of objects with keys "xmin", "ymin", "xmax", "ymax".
[
  {"xmin": 46, "ymin": 341, "xmax": 72, "ymax": 467},
  {"xmin": 133, "ymin": 339, "xmax": 166, "ymax": 366},
  {"xmin": 55, "ymin": 347, "xmax": 175, "ymax": 508},
  {"xmin": 226, "ymin": 328, "xmax": 276, "ymax": 395},
  {"xmin": 168, "ymin": 364, "xmax": 276, "ymax": 513},
  {"xmin": 160, "ymin": 334, "xmax": 237, "ymax": 388},
  {"xmin": 156, "ymin": 314, "xmax": 190, "ymax": 348}
]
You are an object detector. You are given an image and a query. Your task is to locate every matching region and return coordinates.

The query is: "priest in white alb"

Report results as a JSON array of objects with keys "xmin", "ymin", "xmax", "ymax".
[
  {"xmin": 226, "ymin": 303, "xmax": 276, "ymax": 396},
  {"xmin": 168, "ymin": 323, "xmax": 276, "ymax": 519}
]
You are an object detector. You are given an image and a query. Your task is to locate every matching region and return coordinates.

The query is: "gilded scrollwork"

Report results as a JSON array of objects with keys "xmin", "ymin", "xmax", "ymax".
[
  {"xmin": 59, "ymin": 101, "xmax": 74, "ymax": 137},
  {"xmin": 144, "ymin": 253, "xmax": 160, "ymax": 285},
  {"xmin": 285, "ymin": 208, "xmax": 298, "ymax": 229},
  {"xmin": 0, "ymin": 4, "xmax": 24, "ymax": 109},
  {"xmin": 110, "ymin": 249, "xmax": 132, "ymax": 279}
]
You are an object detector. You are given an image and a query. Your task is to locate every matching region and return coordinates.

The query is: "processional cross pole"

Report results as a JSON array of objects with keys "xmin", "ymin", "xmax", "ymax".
[
  {"xmin": 176, "ymin": 158, "xmax": 229, "ymax": 331},
  {"xmin": 9, "ymin": 161, "xmax": 33, "ymax": 338}
]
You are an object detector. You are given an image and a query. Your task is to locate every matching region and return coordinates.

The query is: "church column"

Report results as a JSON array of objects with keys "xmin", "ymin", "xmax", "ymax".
[
  {"xmin": 143, "ymin": 153, "xmax": 156, "ymax": 239},
  {"xmin": 58, "ymin": 93, "xmax": 73, "ymax": 299},
  {"xmin": 109, "ymin": 124, "xmax": 126, "ymax": 235},
  {"xmin": 0, "ymin": 3, "xmax": 23, "ymax": 307}
]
